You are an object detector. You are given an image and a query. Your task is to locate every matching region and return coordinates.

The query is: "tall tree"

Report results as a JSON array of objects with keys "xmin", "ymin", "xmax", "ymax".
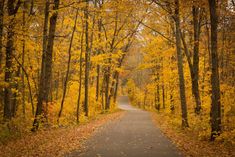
[
  {"xmin": 191, "ymin": 4, "xmax": 202, "ymax": 114},
  {"xmin": 0, "ymin": 0, "xmax": 4, "ymax": 71},
  {"xmin": 32, "ymin": 0, "xmax": 60, "ymax": 130},
  {"xmin": 21, "ymin": 0, "xmax": 26, "ymax": 116},
  {"xmin": 174, "ymin": 0, "xmax": 189, "ymax": 127},
  {"xmin": 76, "ymin": 22, "xmax": 84, "ymax": 124},
  {"xmin": 96, "ymin": 0, "xmax": 103, "ymax": 102},
  {"xmin": 208, "ymin": 0, "xmax": 221, "ymax": 141},
  {"xmin": 4, "ymin": 0, "xmax": 21, "ymax": 120},
  {"xmin": 84, "ymin": 0, "xmax": 89, "ymax": 117}
]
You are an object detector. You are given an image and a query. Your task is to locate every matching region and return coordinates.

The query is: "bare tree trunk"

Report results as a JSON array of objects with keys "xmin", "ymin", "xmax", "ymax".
[
  {"xmin": 12, "ymin": 65, "xmax": 20, "ymax": 117},
  {"xmin": 208, "ymin": 0, "xmax": 221, "ymax": 141},
  {"xmin": 0, "ymin": 0, "xmax": 4, "ymax": 108},
  {"xmin": 22, "ymin": 0, "xmax": 26, "ymax": 116},
  {"xmin": 113, "ymin": 73, "xmax": 119, "ymax": 103},
  {"xmin": 58, "ymin": 9, "xmax": 79, "ymax": 124},
  {"xmin": 105, "ymin": 63, "xmax": 111, "ymax": 110},
  {"xmin": 0, "ymin": 0, "xmax": 4, "ymax": 71},
  {"xmin": 101, "ymin": 75, "xmax": 105, "ymax": 111},
  {"xmin": 84, "ymin": 0, "xmax": 89, "ymax": 117},
  {"xmin": 156, "ymin": 75, "xmax": 160, "ymax": 111},
  {"xmin": 33, "ymin": 0, "xmax": 59, "ymax": 130},
  {"xmin": 4, "ymin": 14, "xmax": 14, "ymax": 120},
  {"xmin": 29, "ymin": 0, "xmax": 34, "ymax": 15},
  {"xmin": 32, "ymin": 0, "xmax": 49, "ymax": 130},
  {"xmin": 162, "ymin": 84, "xmax": 165, "ymax": 109},
  {"xmin": 96, "ymin": 18, "xmax": 102, "ymax": 102},
  {"xmin": 76, "ymin": 25, "xmax": 84, "ymax": 124},
  {"xmin": 174, "ymin": 0, "xmax": 189, "ymax": 127},
  {"xmin": 192, "ymin": 5, "xmax": 201, "ymax": 114},
  {"xmin": 4, "ymin": 0, "xmax": 21, "ymax": 120}
]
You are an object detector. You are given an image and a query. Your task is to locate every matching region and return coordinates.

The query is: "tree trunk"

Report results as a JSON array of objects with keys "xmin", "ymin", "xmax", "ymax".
[
  {"xmin": 162, "ymin": 84, "xmax": 165, "ymax": 109},
  {"xmin": 4, "ymin": 21, "xmax": 14, "ymax": 120},
  {"xmin": 33, "ymin": 0, "xmax": 59, "ymax": 130},
  {"xmin": 4, "ymin": 0, "xmax": 21, "ymax": 120},
  {"xmin": 12, "ymin": 65, "xmax": 20, "ymax": 117},
  {"xmin": 0, "ymin": 0, "xmax": 4, "ymax": 71},
  {"xmin": 76, "ymin": 24, "xmax": 84, "ymax": 124},
  {"xmin": 113, "ymin": 72, "xmax": 119, "ymax": 103},
  {"xmin": 192, "ymin": 5, "xmax": 201, "ymax": 114},
  {"xmin": 208, "ymin": 0, "xmax": 221, "ymax": 141},
  {"xmin": 22, "ymin": 0, "xmax": 26, "ymax": 116},
  {"xmin": 96, "ymin": 18, "xmax": 102, "ymax": 102},
  {"xmin": 174, "ymin": 0, "xmax": 189, "ymax": 127},
  {"xmin": 32, "ymin": 0, "xmax": 49, "ymax": 130},
  {"xmin": 84, "ymin": 0, "xmax": 89, "ymax": 117},
  {"xmin": 105, "ymin": 63, "xmax": 111, "ymax": 110}
]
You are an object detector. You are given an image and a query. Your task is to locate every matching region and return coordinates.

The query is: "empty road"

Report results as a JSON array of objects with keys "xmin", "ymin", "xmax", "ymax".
[{"xmin": 68, "ymin": 96, "xmax": 181, "ymax": 157}]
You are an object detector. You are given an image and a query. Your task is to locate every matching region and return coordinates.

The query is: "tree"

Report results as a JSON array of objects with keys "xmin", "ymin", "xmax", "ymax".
[
  {"xmin": 191, "ymin": 4, "xmax": 202, "ymax": 114},
  {"xmin": 174, "ymin": 0, "xmax": 189, "ymax": 127},
  {"xmin": 4, "ymin": 0, "xmax": 22, "ymax": 120},
  {"xmin": 0, "ymin": 0, "xmax": 4, "ymax": 71},
  {"xmin": 208, "ymin": 0, "xmax": 221, "ymax": 141},
  {"xmin": 84, "ymin": 0, "xmax": 89, "ymax": 117},
  {"xmin": 32, "ymin": 0, "xmax": 60, "ymax": 130}
]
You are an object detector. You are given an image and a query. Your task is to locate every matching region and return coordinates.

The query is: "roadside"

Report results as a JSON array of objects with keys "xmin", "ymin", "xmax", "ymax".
[
  {"xmin": 151, "ymin": 112, "xmax": 235, "ymax": 157},
  {"xmin": 0, "ymin": 111, "xmax": 123, "ymax": 157}
]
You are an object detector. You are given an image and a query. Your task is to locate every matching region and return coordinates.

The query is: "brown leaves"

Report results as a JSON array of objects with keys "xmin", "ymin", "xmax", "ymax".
[
  {"xmin": 151, "ymin": 113, "xmax": 235, "ymax": 157},
  {"xmin": 0, "ymin": 112, "xmax": 123, "ymax": 157}
]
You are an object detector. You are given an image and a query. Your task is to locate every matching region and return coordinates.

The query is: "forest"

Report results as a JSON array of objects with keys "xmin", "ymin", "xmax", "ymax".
[{"xmin": 0, "ymin": 0, "xmax": 234, "ymax": 156}]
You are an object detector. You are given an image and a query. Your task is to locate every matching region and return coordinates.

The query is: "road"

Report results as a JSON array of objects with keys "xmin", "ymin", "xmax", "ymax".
[{"xmin": 68, "ymin": 96, "xmax": 182, "ymax": 157}]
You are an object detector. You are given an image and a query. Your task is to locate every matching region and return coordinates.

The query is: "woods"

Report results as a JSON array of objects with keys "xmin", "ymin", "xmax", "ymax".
[
  {"xmin": 125, "ymin": 0, "xmax": 234, "ymax": 143},
  {"xmin": 0, "ymin": 0, "xmax": 234, "ymax": 155},
  {"xmin": 0, "ymin": 0, "xmax": 143, "ymax": 131}
]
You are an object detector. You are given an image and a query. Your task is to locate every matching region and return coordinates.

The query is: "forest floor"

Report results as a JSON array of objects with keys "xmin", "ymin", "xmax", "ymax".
[
  {"xmin": 67, "ymin": 96, "xmax": 181, "ymax": 157},
  {"xmin": 152, "ymin": 113, "xmax": 235, "ymax": 157},
  {"xmin": 0, "ymin": 111, "xmax": 123, "ymax": 157}
]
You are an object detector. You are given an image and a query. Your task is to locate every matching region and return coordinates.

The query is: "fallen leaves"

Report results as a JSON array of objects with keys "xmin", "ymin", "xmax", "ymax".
[
  {"xmin": 0, "ymin": 111, "xmax": 123, "ymax": 157},
  {"xmin": 151, "ymin": 112, "xmax": 235, "ymax": 157}
]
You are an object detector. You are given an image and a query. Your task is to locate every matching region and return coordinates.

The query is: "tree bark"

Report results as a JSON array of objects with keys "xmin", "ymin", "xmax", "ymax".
[
  {"xmin": 84, "ymin": 0, "xmax": 89, "ymax": 117},
  {"xmin": 208, "ymin": 0, "xmax": 221, "ymax": 141},
  {"xmin": 4, "ymin": 0, "xmax": 21, "ymax": 120},
  {"xmin": 76, "ymin": 23, "xmax": 84, "ymax": 124},
  {"xmin": 22, "ymin": 0, "xmax": 26, "ymax": 116},
  {"xmin": 113, "ymin": 72, "xmax": 119, "ymax": 103},
  {"xmin": 0, "ymin": 0, "xmax": 4, "ymax": 71},
  {"xmin": 174, "ymin": 0, "xmax": 189, "ymax": 127},
  {"xmin": 12, "ymin": 65, "xmax": 20, "ymax": 117},
  {"xmin": 96, "ymin": 18, "xmax": 102, "ymax": 102},
  {"xmin": 192, "ymin": 5, "xmax": 201, "ymax": 114},
  {"xmin": 33, "ymin": 0, "xmax": 59, "ymax": 130},
  {"xmin": 105, "ymin": 63, "xmax": 110, "ymax": 110}
]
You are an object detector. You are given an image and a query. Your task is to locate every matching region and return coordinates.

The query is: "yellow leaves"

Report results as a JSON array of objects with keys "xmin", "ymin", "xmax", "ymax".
[
  {"xmin": 91, "ymin": 54, "xmax": 107, "ymax": 64},
  {"xmin": 0, "ymin": 82, "xmax": 9, "ymax": 89},
  {"xmin": 138, "ymin": 62, "xmax": 155, "ymax": 70},
  {"xmin": 115, "ymin": 67, "xmax": 123, "ymax": 73}
]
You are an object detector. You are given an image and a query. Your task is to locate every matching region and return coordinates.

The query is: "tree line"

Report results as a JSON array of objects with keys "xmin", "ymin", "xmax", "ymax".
[
  {"xmin": 0, "ymin": 0, "xmax": 145, "ymax": 131},
  {"xmin": 126, "ymin": 0, "xmax": 235, "ymax": 141}
]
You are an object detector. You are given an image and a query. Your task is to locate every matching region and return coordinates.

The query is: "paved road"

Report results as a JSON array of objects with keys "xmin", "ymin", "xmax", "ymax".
[{"xmin": 68, "ymin": 96, "xmax": 182, "ymax": 157}]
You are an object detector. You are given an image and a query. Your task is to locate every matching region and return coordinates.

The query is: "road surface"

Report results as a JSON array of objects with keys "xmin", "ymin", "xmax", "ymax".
[{"xmin": 67, "ymin": 96, "xmax": 182, "ymax": 157}]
